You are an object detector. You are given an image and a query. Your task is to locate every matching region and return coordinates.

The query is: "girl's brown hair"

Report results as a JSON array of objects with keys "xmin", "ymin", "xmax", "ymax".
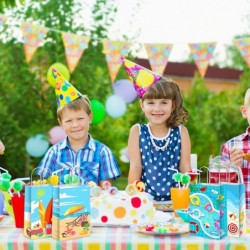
[{"xmin": 141, "ymin": 78, "xmax": 189, "ymax": 127}]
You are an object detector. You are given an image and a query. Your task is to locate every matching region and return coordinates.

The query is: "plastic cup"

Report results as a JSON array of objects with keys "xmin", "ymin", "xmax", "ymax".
[
  {"xmin": 170, "ymin": 187, "xmax": 190, "ymax": 217},
  {"xmin": 11, "ymin": 194, "xmax": 25, "ymax": 228}
]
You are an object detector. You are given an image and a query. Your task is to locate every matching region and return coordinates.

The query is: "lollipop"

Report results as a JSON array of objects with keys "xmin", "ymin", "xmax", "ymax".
[
  {"xmin": 90, "ymin": 186, "xmax": 102, "ymax": 197},
  {"xmin": 125, "ymin": 184, "xmax": 138, "ymax": 196},
  {"xmin": 133, "ymin": 180, "xmax": 145, "ymax": 192},
  {"xmin": 108, "ymin": 186, "xmax": 118, "ymax": 195},
  {"xmin": 102, "ymin": 180, "xmax": 111, "ymax": 190}
]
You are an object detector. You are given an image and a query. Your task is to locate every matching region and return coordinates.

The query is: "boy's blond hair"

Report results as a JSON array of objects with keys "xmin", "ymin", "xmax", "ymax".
[
  {"xmin": 57, "ymin": 96, "xmax": 92, "ymax": 123},
  {"xmin": 244, "ymin": 88, "xmax": 250, "ymax": 107}
]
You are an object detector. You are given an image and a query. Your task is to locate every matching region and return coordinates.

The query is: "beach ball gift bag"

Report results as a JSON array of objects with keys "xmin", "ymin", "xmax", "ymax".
[{"xmin": 52, "ymin": 167, "xmax": 91, "ymax": 241}]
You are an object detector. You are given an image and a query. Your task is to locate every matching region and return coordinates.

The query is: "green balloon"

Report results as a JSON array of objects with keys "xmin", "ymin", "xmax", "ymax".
[
  {"xmin": 47, "ymin": 62, "xmax": 70, "ymax": 87},
  {"xmin": 90, "ymin": 99, "xmax": 106, "ymax": 124}
]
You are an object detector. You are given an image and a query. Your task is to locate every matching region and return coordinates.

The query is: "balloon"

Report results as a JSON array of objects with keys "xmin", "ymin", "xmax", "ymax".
[
  {"xmin": 25, "ymin": 134, "xmax": 49, "ymax": 158},
  {"xmin": 113, "ymin": 79, "xmax": 137, "ymax": 103},
  {"xmin": 105, "ymin": 95, "xmax": 126, "ymax": 118},
  {"xmin": 48, "ymin": 126, "xmax": 67, "ymax": 145},
  {"xmin": 90, "ymin": 99, "xmax": 106, "ymax": 124},
  {"xmin": 47, "ymin": 62, "xmax": 70, "ymax": 87}
]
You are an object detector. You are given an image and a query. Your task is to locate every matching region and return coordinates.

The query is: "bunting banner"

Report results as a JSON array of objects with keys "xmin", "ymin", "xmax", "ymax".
[
  {"xmin": 0, "ymin": 15, "xmax": 7, "ymax": 27},
  {"xmin": 62, "ymin": 32, "xmax": 89, "ymax": 73},
  {"xmin": 188, "ymin": 42, "xmax": 217, "ymax": 78},
  {"xmin": 103, "ymin": 40, "xmax": 130, "ymax": 83},
  {"xmin": 233, "ymin": 37, "xmax": 250, "ymax": 68},
  {"xmin": 21, "ymin": 22, "xmax": 49, "ymax": 63},
  {"xmin": 144, "ymin": 43, "xmax": 173, "ymax": 75}
]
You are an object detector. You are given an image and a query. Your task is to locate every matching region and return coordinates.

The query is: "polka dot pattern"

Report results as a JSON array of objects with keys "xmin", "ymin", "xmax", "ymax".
[{"xmin": 139, "ymin": 124, "xmax": 181, "ymax": 201}]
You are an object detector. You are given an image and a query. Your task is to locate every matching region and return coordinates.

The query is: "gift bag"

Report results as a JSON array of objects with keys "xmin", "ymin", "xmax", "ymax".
[
  {"xmin": 52, "ymin": 171, "xmax": 90, "ymax": 240},
  {"xmin": 220, "ymin": 166, "xmax": 246, "ymax": 237},
  {"xmin": 188, "ymin": 182, "xmax": 228, "ymax": 239},
  {"xmin": 24, "ymin": 169, "xmax": 53, "ymax": 239}
]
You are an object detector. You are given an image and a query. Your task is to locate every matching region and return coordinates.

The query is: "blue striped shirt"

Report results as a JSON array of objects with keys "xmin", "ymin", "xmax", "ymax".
[{"xmin": 37, "ymin": 135, "xmax": 121, "ymax": 184}]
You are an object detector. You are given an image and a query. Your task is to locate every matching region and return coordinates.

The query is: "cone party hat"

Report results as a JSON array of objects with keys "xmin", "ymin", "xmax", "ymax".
[
  {"xmin": 52, "ymin": 68, "xmax": 82, "ymax": 108},
  {"xmin": 121, "ymin": 58, "xmax": 162, "ymax": 98}
]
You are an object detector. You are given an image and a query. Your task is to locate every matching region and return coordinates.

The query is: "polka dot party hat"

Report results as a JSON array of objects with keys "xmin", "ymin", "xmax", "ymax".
[
  {"xmin": 121, "ymin": 58, "xmax": 162, "ymax": 98},
  {"xmin": 52, "ymin": 68, "xmax": 82, "ymax": 108}
]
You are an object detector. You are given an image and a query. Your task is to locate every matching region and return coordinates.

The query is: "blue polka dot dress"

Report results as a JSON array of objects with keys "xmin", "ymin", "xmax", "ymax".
[{"xmin": 139, "ymin": 124, "xmax": 181, "ymax": 201}]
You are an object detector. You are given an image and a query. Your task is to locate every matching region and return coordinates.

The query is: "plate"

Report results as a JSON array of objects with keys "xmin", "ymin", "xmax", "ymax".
[
  {"xmin": 132, "ymin": 221, "xmax": 189, "ymax": 236},
  {"xmin": 135, "ymin": 228, "xmax": 189, "ymax": 236}
]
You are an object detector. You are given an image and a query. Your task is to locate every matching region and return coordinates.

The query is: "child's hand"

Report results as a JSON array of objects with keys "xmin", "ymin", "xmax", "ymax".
[
  {"xmin": 0, "ymin": 140, "xmax": 5, "ymax": 155},
  {"xmin": 230, "ymin": 148, "xmax": 244, "ymax": 167}
]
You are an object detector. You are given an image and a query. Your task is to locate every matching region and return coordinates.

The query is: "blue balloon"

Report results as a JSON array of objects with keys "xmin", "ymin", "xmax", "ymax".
[
  {"xmin": 113, "ymin": 79, "xmax": 137, "ymax": 103},
  {"xmin": 25, "ymin": 134, "xmax": 49, "ymax": 157},
  {"xmin": 105, "ymin": 95, "xmax": 126, "ymax": 118}
]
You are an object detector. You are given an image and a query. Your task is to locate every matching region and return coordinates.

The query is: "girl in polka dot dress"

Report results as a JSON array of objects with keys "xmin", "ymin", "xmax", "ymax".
[{"xmin": 128, "ymin": 78, "xmax": 192, "ymax": 201}]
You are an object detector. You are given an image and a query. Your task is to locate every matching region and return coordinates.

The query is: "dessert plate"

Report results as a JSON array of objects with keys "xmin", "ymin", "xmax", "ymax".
[{"xmin": 153, "ymin": 201, "xmax": 173, "ymax": 212}]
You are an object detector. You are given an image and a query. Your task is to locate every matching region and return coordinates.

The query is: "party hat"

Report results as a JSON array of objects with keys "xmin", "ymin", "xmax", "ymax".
[
  {"xmin": 52, "ymin": 68, "xmax": 82, "ymax": 108},
  {"xmin": 121, "ymin": 58, "xmax": 162, "ymax": 98}
]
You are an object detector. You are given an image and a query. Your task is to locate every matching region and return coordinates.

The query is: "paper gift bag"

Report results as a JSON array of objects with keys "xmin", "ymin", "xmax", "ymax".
[
  {"xmin": 221, "ymin": 166, "xmax": 246, "ymax": 237},
  {"xmin": 188, "ymin": 183, "xmax": 228, "ymax": 239},
  {"xmin": 24, "ymin": 184, "xmax": 53, "ymax": 239},
  {"xmin": 52, "ymin": 184, "xmax": 90, "ymax": 240}
]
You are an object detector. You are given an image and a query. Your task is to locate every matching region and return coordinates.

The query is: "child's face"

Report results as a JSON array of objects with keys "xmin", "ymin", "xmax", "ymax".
[
  {"xmin": 241, "ymin": 105, "xmax": 250, "ymax": 125},
  {"xmin": 140, "ymin": 98, "xmax": 173, "ymax": 125},
  {"xmin": 59, "ymin": 108, "xmax": 92, "ymax": 142}
]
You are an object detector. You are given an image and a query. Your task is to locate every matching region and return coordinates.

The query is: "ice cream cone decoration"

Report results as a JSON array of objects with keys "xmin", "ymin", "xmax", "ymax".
[{"xmin": 38, "ymin": 201, "xmax": 46, "ymax": 227}]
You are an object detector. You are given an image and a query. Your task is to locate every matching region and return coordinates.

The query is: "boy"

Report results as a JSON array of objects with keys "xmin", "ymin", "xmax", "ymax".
[
  {"xmin": 221, "ymin": 88, "xmax": 250, "ymax": 209},
  {"xmin": 37, "ymin": 68, "xmax": 121, "ymax": 187}
]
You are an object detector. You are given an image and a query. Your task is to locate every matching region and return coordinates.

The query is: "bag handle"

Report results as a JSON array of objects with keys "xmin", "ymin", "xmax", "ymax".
[{"xmin": 31, "ymin": 167, "xmax": 51, "ymax": 185}]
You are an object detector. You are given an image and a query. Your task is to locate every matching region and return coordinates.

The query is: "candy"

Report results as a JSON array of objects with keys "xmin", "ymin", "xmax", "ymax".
[
  {"xmin": 125, "ymin": 184, "xmax": 138, "ymax": 196},
  {"xmin": 108, "ymin": 186, "xmax": 118, "ymax": 195},
  {"xmin": 134, "ymin": 180, "xmax": 145, "ymax": 192},
  {"xmin": 102, "ymin": 180, "xmax": 111, "ymax": 190},
  {"xmin": 90, "ymin": 186, "xmax": 102, "ymax": 197},
  {"xmin": 88, "ymin": 181, "xmax": 97, "ymax": 187}
]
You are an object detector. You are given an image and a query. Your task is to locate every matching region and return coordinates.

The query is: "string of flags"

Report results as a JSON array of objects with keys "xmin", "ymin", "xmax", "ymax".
[{"xmin": 0, "ymin": 14, "xmax": 250, "ymax": 82}]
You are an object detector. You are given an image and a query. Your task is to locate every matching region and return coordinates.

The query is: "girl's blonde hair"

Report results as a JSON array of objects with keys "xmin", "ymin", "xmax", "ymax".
[
  {"xmin": 244, "ymin": 88, "xmax": 250, "ymax": 107},
  {"xmin": 141, "ymin": 78, "xmax": 189, "ymax": 127},
  {"xmin": 57, "ymin": 95, "xmax": 92, "ymax": 123}
]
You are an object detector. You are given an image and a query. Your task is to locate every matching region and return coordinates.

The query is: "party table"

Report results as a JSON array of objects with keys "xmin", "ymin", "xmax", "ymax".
[{"xmin": 1, "ymin": 216, "xmax": 250, "ymax": 250}]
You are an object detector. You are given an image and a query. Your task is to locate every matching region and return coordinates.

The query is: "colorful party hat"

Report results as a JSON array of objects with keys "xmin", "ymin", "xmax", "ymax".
[
  {"xmin": 52, "ymin": 68, "xmax": 82, "ymax": 108},
  {"xmin": 121, "ymin": 58, "xmax": 162, "ymax": 98}
]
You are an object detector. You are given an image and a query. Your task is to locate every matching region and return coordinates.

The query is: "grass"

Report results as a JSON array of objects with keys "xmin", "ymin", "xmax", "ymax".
[{"xmin": 113, "ymin": 176, "xmax": 128, "ymax": 190}]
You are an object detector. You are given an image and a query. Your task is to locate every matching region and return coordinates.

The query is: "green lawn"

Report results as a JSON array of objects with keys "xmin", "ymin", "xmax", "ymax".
[{"xmin": 113, "ymin": 176, "xmax": 128, "ymax": 190}]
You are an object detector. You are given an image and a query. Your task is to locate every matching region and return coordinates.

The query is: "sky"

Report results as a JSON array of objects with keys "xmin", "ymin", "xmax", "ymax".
[{"xmin": 106, "ymin": 0, "xmax": 250, "ymax": 63}]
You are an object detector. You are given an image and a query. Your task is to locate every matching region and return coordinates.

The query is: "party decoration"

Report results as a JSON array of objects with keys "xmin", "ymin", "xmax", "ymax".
[
  {"xmin": 233, "ymin": 37, "xmax": 250, "ymax": 68},
  {"xmin": 25, "ymin": 134, "xmax": 49, "ymax": 158},
  {"xmin": 0, "ymin": 15, "xmax": 7, "ymax": 27},
  {"xmin": 48, "ymin": 126, "xmax": 66, "ymax": 145},
  {"xmin": 188, "ymin": 42, "xmax": 217, "ymax": 78},
  {"xmin": 90, "ymin": 99, "xmax": 106, "ymax": 124},
  {"xmin": 21, "ymin": 22, "xmax": 49, "ymax": 63},
  {"xmin": 47, "ymin": 62, "xmax": 70, "ymax": 88},
  {"xmin": 169, "ymin": 167, "xmax": 190, "ymax": 189},
  {"xmin": 103, "ymin": 40, "xmax": 130, "ymax": 83},
  {"xmin": 105, "ymin": 94, "xmax": 126, "ymax": 118},
  {"xmin": 121, "ymin": 58, "xmax": 162, "ymax": 98},
  {"xmin": 62, "ymin": 32, "xmax": 89, "ymax": 73},
  {"xmin": 144, "ymin": 43, "xmax": 173, "ymax": 75},
  {"xmin": 113, "ymin": 79, "xmax": 137, "ymax": 104},
  {"xmin": 52, "ymin": 68, "xmax": 82, "ymax": 108}
]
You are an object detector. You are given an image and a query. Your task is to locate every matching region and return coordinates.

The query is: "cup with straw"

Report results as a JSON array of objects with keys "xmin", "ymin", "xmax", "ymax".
[{"xmin": 168, "ymin": 167, "xmax": 191, "ymax": 216}]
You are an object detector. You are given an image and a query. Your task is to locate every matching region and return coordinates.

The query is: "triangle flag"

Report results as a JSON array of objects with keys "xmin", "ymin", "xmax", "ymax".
[
  {"xmin": 188, "ymin": 42, "xmax": 216, "ymax": 78},
  {"xmin": 234, "ymin": 37, "xmax": 250, "ymax": 68},
  {"xmin": 0, "ymin": 15, "xmax": 7, "ymax": 27},
  {"xmin": 62, "ymin": 32, "xmax": 89, "ymax": 73},
  {"xmin": 144, "ymin": 43, "xmax": 173, "ymax": 75},
  {"xmin": 21, "ymin": 22, "xmax": 48, "ymax": 63},
  {"xmin": 103, "ymin": 40, "xmax": 130, "ymax": 83}
]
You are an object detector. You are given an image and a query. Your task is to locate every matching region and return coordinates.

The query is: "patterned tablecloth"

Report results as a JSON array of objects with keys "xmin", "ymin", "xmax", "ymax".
[{"xmin": 0, "ymin": 216, "xmax": 250, "ymax": 250}]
